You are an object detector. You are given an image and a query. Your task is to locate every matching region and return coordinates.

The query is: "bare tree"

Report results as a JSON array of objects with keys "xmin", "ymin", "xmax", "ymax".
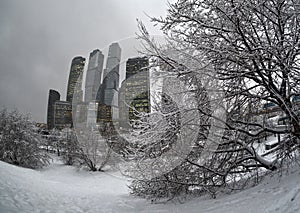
[
  {"xmin": 127, "ymin": 0, "xmax": 300, "ymax": 201},
  {"xmin": 75, "ymin": 129, "xmax": 112, "ymax": 171},
  {"xmin": 151, "ymin": 0, "xmax": 300, "ymax": 137},
  {"xmin": 59, "ymin": 128, "xmax": 80, "ymax": 165}
]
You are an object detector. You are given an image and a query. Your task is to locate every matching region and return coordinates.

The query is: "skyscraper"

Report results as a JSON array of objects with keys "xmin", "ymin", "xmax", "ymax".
[
  {"xmin": 47, "ymin": 89, "xmax": 60, "ymax": 129},
  {"xmin": 103, "ymin": 42, "xmax": 121, "ymax": 79},
  {"xmin": 97, "ymin": 42, "xmax": 122, "ymax": 124},
  {"xmin": 66, "ymin": 56, "xmax": 86, "ymax": 103},
  {"xmin": 119, "ymin": 56, "xmax": 150, "ymax": 127},
  {"xmin": 102, "ymin": 42, "xmax": 121, "ymax": 106},
  {"xmin": 85, "ymin": 49, "xmax": 104, "ymax": 102}
]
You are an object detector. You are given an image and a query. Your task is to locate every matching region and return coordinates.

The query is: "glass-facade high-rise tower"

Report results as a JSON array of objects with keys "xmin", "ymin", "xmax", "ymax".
[
  {"xmin": 85, "ymin": 49, "xmax": 104, "ymax": 103},
  {"xmin": 97, "ymin": 43, "xmax": 122, "ymax": 124},
  {"xmin": 119, "ymin": 56, "xmax": 150, "ymax": 127},
  {"xmin": 103, "ymin": 42, "xmax": 121, "ymax": 80},
  {"xmin": 66, "ymin": 56, "xmax": 86, "ymax": 103},
  {"xmin": 53, "ymin": 100, "xmax": 72, "ymax": 130},
  {"xmin": 47, "ymin": 89, "xmax": 60, "ymax": 129},
  {"xmin": 102, "ymin": 43, "xmax": 121, "ymax": 107}
]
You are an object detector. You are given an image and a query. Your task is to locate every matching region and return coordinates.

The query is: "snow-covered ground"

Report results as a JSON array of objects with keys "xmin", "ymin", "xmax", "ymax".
[{"xmin": 1, "ymin": 156, "xmax": 300, "ymax": 213}]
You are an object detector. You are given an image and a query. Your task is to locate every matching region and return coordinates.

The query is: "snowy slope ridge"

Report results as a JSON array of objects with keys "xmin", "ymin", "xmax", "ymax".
[{"xmin": 1, "ymin": 159, "xmax": 300, "ymax": 213}]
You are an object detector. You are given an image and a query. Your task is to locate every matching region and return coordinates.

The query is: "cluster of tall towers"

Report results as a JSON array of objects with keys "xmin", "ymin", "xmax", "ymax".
[{"xmin": 47, "ymin": 43, "xmax": 150, "ymax": 130}]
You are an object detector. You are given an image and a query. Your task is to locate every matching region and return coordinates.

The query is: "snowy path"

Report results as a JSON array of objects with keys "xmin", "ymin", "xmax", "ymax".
[{"xmin": 1, "ymin": 158, "xmax": 300, "ymax": 213}]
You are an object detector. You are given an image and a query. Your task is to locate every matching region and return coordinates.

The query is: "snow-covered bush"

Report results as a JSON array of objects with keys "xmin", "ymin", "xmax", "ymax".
[{"xmin": 0, "ymin": 108, "xmax": 50, "ymax": 169}]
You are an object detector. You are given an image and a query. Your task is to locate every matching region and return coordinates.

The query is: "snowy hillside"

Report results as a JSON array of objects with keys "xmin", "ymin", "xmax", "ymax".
[{"xmin": 0, "ymin": 158, "xmax": 300, "ymax": 213}]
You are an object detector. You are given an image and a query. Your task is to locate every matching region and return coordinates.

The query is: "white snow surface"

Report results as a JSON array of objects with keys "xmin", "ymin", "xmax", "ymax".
[{"xmin": 1, "ymin": 157, "xmax": 300, "ymax": 213}]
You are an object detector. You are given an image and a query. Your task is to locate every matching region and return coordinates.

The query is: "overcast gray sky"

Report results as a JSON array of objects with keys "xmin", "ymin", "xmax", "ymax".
[{"xmin": 0, "ymin": 0, "xmax": 171, "ymax": 123}]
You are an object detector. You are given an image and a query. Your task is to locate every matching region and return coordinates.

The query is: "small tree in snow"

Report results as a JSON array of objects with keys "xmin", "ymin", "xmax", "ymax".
[
  {"xmin": 47, "ymin": 128, "xmax": 63, "ymax": 156},
  {"xmin": 75, "ymin": 129, "xmax": 112, "ymax": 171},
  {"xmin": 59, "ymin": 128, "xmax": 81, "ymax": 166},
  {"xmin": 0, "ymin": 108, "xmax": 50, "ymax": 169}
]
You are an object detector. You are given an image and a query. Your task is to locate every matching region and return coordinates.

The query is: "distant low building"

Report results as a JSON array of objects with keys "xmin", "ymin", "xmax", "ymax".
[
  {"xmin": 36, "ymin": 123, "xmax": 48, "ymax": 130},
  {"xmin": 260, "ymin": 102, "xmax": 281, "ymax": 117},
  {"xmin": 292, "ymin": 95, "xmax": 300, "ymax": 103}
]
